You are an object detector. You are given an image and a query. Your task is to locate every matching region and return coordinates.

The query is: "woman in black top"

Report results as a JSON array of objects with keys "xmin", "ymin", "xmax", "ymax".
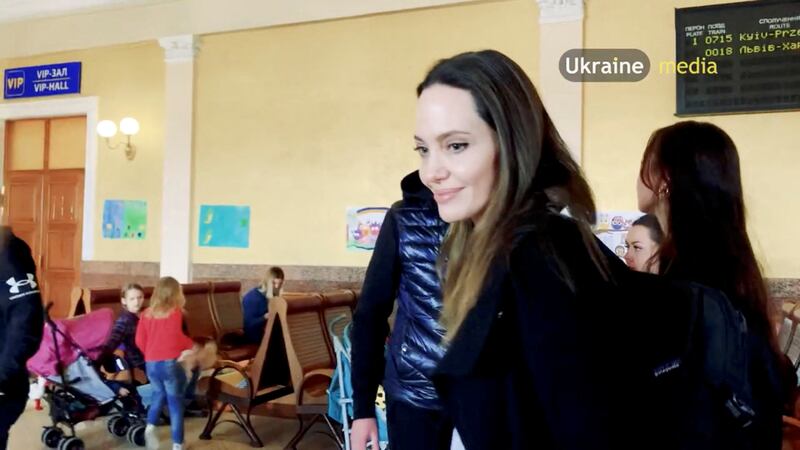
[
  {"xmin": 412, "ymin": 50, "xmax": 627, "ymax": 450},
  {"xmin": 636, "ymin": 121, "xmax": 789, "ymax": 449}
]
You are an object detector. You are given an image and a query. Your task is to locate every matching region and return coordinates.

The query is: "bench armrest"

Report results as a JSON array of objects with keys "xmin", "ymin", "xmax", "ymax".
[{"xmin": 297, "ymin": 368, "xmax": 334, "ymax": 405}]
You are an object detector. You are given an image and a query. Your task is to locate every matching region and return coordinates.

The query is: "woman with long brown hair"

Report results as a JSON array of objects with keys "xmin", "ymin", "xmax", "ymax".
[
  {"xmin": 414, "ymin": 50, "xmax": 625, "ymax": 449},
  {"xmin": 637, "ymin": 120, "xmax": 788, "ymax": 448}
]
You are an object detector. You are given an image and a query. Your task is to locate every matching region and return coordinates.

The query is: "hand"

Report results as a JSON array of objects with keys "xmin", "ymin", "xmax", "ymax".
[
  {"xmin": 351, "ymin": 418, "xmax": 379, "ymax": 450},
  {"xmin": 178, "ymin": 349, "xmax": 194, "ymax": 363},
  {"xmin": 178, "ymin": 349, "xmax": 198, "ymax": 370},
  {"xmin": 118, "ymin": 387, "xmax": 130, "ymax": 397}
]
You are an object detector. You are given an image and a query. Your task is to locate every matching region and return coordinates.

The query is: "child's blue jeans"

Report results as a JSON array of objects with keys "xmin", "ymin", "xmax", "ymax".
[
  {"xmin": 138, "ymin": 368, "xmax": 199, "ymax": 410},
  {"xmin": 145, "ymin": 360, "xmax": 187, "ymax": 444}
]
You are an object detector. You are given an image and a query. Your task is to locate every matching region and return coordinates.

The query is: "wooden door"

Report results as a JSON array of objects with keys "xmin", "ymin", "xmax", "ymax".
[
  {"xmin": 42, "ymin": 171, "xmax": 83, "ymax": 318},
  {"xmin": 6, "ymin": 171, "xmax": 43, "ymax": 268},
  {"xmin": 4, "ymin": 117, "xmax": 85, "ymax": 317}
]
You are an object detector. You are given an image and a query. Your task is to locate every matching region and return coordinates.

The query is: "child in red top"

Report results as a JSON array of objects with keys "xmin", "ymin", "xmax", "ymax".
[{"xmin": 135, "ymin": 276, "xmax": 193, "ymax": 450}]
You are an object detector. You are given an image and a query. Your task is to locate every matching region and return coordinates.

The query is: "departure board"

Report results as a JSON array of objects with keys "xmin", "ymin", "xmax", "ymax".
[{"xmin": 675, "ymin": 0, "xmax": 800, "ymax": 115}]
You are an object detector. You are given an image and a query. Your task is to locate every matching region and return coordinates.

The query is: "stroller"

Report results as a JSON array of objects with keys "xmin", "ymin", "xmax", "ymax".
[
  {"xmin": 27, "ymin": 306, "xmax": 148, "ymax": 449},
  {"xmin": 327, "ymin": 315, "xmax": 389, "ymax": 450}
]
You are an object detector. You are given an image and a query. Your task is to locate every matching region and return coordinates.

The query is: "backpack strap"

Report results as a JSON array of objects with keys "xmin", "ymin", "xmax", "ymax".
[{"xmin": 695, "ymin": 284, "xmax": 755, "ymax": 428}]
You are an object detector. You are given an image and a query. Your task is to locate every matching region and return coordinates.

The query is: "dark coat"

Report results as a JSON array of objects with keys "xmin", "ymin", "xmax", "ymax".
[
  {"xmin": 433, "ymin": 213, "xmax": 634, "ymax": 450},
  {"xmin": 434, "ymin": 212, "xmax": 787, "ymax": 450}
]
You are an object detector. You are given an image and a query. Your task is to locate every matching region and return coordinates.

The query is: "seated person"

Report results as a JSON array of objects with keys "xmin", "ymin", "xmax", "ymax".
[
  {"xmin": 101, "ymin": 283, "xmax": 146, "ymax": 397},
  {"xmin": 242, "ymin": 266, "xmax": 284, "ymax": 344},
  {"xmin": 623, "ymin": 214, "xmax": 663, "ymax": 274}
]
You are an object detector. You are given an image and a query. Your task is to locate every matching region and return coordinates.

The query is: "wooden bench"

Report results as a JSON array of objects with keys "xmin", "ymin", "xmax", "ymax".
[
  {"xmin": 199, "ymin": 292, "xmax": 356, "ymax": 448},
  {"xmin": 182, "ymin": 282, "xmax": 218, "ymax": 342},
  {"xmin": 69, "ymin": 286, "xmax": 154, "ymax": 318},
  {"xmin": 276, "ymin": 293, "xmax": 344, "ymax": 449},
  {"xmin": 199, "ymin": 295, "xmax": 296, "ymax": 447},
  {"xmin": 209, "ymin": 281, "xmax": 258, "ymax": 361},
  {"xmin": 70, "ymin": 281, "xmax": 257, "ymax": 361},
  {"xmin": 320, "ymin": 289, "xmax": 358, "ymax": 360},
  {"xmin": 778, "ymin": 297, "xmax": 800, "ymax": 450}
]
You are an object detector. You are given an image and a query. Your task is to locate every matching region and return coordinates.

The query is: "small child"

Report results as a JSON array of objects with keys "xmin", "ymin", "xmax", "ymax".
[
  {"xmin": 101, "ymin": 283, "xmax": 146, "ymax": 397},
  {"xmin": 135, "ymin": 277, "xmax": 194, "ymax": 450}
]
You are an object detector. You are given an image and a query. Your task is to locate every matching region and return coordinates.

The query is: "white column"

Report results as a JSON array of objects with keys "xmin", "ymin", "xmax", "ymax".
[
  {"xmin": 537, "ymin": 0, "xmax": 584, "ymax": 164},
  {"xmin": 158, "ymin": 35, "xmax": 199, "ymax": 282}
]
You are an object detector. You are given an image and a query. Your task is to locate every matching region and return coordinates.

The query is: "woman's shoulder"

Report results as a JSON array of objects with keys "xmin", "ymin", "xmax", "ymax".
[
  {"xmin": 509, "ymin": 212, "xmax": 621, "ymax": 284},
  {"xmin": 511, "ymin": 213, "xmax": 584, "ymax": 257}
]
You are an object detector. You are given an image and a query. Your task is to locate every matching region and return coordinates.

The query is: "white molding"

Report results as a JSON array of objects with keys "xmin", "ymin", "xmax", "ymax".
[
  {"xmin": 537, "ymin": 0, "xmax": 584, "ymax": 24},
  {"xmin": 158, "ymin": 35, "xmax": 200, "ymax": 63},
  {"xmin": 0, "ymin": 96, "xmax": 98, "ymax": 260}
]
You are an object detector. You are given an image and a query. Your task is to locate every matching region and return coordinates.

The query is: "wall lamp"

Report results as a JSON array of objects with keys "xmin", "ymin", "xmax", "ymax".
[{"xmin": 96, "ymin": 117, "xmax": 140, "ymax": 160}]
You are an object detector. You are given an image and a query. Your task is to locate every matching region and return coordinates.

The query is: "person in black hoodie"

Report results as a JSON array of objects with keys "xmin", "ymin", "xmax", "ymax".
[
  {"xmin": 0, "ymin": 227, "xmax": 43, "ymax": 449},
  {"xmin": 350, "ymin": 170, "xmax": 451, "ymax": 450}
]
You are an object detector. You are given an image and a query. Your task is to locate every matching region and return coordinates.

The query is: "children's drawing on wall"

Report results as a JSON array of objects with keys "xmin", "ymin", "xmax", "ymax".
[
  {"xmin": 346, "ymin": 207, "xmax": 389, "ymax": 250},
  {"xmin": 102, "ymin": 200, "xmax": 147, "ymax": 239},
  {"xmin": 593, "ymin": 211, "xmax": 643, "ymax": 259},
  {"xmin": 199, "ymin": 205, "xmax": 250, "ymax": 248}
]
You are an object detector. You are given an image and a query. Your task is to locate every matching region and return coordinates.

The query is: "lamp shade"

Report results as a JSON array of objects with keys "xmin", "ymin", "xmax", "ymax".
[
  {"xmin": 96, "ymin": 120, "xmax": 117, "ymax": 138},
  {"xmin": 119, "ymin": 117, "xmax": 140, "ymax": 136}
]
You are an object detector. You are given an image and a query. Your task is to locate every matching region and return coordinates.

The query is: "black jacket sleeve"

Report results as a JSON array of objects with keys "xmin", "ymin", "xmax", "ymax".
[
  {"xmin": 0, "ymin": 235, "xmax": 44, "ymax": 393},
  {"xmin": 350, "ymin": 206, "xmax": 401, "ymax": 419}
]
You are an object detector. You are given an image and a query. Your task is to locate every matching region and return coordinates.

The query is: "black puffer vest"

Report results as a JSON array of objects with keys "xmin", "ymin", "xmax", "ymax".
[{"xmin": 383, "ymin": 171, "xmax": 449, "ymax": 410}]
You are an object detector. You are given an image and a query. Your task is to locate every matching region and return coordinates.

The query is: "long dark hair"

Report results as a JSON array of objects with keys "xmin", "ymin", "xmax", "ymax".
[
  {"xmin": 417, "ymin": 50, "xmax": 606, "ymax": 339},
  {"xmin": 640, "ymin": 121, "xmax": 775, "ymax": 349}
]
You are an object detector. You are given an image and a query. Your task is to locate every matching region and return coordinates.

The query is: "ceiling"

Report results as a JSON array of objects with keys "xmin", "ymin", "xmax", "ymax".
[{"xmin": 0, "ymin": 0, "xmax": 173, "ymax": 24}]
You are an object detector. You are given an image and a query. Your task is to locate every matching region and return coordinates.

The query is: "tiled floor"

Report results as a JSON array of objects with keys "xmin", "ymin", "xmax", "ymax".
[{"xmin": 9, "ymin": 401, "xmax": 338, "ymax": 450}]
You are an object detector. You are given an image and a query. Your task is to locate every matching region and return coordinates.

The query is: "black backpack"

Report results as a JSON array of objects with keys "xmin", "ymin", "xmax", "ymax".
[{"xmin": 623, "ymin": 277, "xmax": 785, "ymax": 450}]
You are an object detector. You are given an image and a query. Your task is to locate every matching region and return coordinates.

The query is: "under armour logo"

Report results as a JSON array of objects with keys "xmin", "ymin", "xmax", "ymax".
[{"xmin": 7, "ymin": 273, "xmax": 37, "ymax": 294}]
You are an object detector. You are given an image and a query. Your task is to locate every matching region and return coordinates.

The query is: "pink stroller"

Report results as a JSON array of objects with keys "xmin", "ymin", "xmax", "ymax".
[{"xmin": 27, "ymin": 307, "xmax": 147, "ymax": 449}]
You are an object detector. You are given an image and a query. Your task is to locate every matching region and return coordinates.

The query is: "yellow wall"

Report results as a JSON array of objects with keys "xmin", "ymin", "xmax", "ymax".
[
  {"xmin": 0, "ymin": 42, "xmax": 165, "ymax": 262},
  {"xmin": 583, "ymin": 0, "xmax": 800, "ymax": 277},
  {"xmin": 193, "ymin": 0, "xmax": 540, "ymax": 266},
  {"xmin": 0, "ymin": 0, "xmax": 483, "ymax": 59}
]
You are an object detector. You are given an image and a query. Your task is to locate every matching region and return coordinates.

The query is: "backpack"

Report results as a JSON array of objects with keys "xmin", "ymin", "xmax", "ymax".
[{"xmin": 623, "ymin": 277, "xmax": 785, "ymax": 450}]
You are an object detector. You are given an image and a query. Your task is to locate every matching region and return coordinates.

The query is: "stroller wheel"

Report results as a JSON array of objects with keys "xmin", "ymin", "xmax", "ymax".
[
  {"xmin": 127, "ymin": 423, "xmax": 146, "ymax": 447},
  {"xmin": 109, "ymin": 414, "xmax": 130, "ymax": 437},
  {"xmin": 41, "ymin": 427, "xmax": 63, "ymax": 448},
  {"xmin": 106, "ymin": 414, "xmax": 121, "ymax": 435},
  {"xmin": 57, "ymin": 436, "xmax": 85, "ymax": 450}
]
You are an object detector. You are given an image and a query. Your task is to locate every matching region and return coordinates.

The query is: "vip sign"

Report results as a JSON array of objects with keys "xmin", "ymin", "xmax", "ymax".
[{"xmin": 4, "ymin": 62, "xmax": 82, "ymax": 99}]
